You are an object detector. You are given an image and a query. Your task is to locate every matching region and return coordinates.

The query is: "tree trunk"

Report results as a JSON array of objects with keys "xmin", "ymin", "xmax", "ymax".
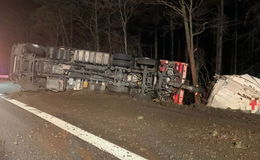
[
  {"xmin": 123, "ymin": 22, "xmax": 128, "ymax": 54},
  {"xmin": 177, "ymin": 39, "xmax": 181, "ymax": 60},
  {"xmin": 55, "ymin": 25, "xmax": 59, "ymax": 46},
  {"xmin": 181, "ymin": 0, "xmax": 200, "ymax": 104},
  {"xmin": 154, "ymin": 28, "xmax": 158, "ymax": 59},
  {"xmin": 94, "ymin": 0, "xmax": 100, "ymax": 51},
  {"xmin": 58, "ymin": 10, "xmax": 69, "ymax": 46},
  {"xmin": 163, "ymin": 36, "xmax": 166, "ymax": 59},
  {"xmin": 216, "ymin": 0, "xmax": 224, "ymax": 75},
  {"xmin": 138, "ymin": 29, "xmax": 142, "ymax": 56},
  {"xmin": 170, "ymin": 19, "xmax": 174, "ymax": 60},
  {"xmin": 70, "ymin": 11, "xmax": 73, "ymax": 47},
  {"xmin": 107, "ymin": 15, "xmax": 112, "ymax": 54},
  {"xmin": 251, "ymin": 32, "xmax": 255, "ymax": 56},
  {"xmin": 234, "ymin": 0, "xmax": 238, "ymax": 74}
]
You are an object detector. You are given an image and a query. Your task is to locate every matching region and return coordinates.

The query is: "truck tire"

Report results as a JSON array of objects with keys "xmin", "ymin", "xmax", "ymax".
[
  {"xmin": 136, "ymin": 57, "xmax": 156, "ymax": 66},
  {"xmin": 113, "ymin": 60, "xmax": 133, "ymax": 68},
  {"xmin": 24, "ymin": 44, "xmax": 46, "ymax": 57},
  {"xmin": 113, "ymin": 53, "xmax": 133, "ymax": 61}
]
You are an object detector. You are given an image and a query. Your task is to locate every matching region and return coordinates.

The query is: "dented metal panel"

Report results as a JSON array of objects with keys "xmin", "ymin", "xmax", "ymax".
[{"xmin": 207, "ymin": 74, "xmax": 260, "ymax": 113}]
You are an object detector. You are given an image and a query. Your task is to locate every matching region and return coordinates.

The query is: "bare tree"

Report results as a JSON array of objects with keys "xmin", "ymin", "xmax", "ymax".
[
  {"xmin": 94, "ymin": 0, "xmax": 100, "ymax": 51},
  {"xmin": 158, "ymin": 0, "xmax": 209, "ymax": 103},
  {"xmin": 170, "ymin": 18, "xmax": 174, "ymax": 59},
  {"xmin": 71, "ymin": 0, "xmax": 102, "ymax": 50},
  {"xmin": 100, "ymin": 0, "xmax": 118, "ymax": 53},
  {"xmin": 31, "ymin": 4, "xmax": 65, "ymax": 46},
  {"xmin": 32, "ymin": 0, "xmax": 84, "ymax": 47},
  {"xmin": 215, "ymin": 0, "xmax": 224, "ymax": 74},
  {"xmin": 118, "ymin": 0, "xmax": 141, "ymax": 54}
]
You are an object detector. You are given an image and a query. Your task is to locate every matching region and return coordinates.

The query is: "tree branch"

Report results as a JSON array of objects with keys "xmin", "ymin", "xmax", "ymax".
[
  {"xmin": 193, "ymin": 22, "xmax": 207, "ymax": 36},
  {"xmin": 192, "ymin": 0, "xmax": 203, "ymax": 13},
  {"xmin": 157, "ymin": 0, "xmax": 184, "ymax": 17}
]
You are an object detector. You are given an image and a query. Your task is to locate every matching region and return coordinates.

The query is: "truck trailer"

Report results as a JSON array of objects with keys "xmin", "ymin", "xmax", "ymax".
[{"xmin": 9, "ymin": 43, "xmax": 200, "ymax": 104}]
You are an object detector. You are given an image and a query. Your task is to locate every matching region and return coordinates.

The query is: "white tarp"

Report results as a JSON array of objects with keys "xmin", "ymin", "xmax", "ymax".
[{"xmin": 207, "ymin": 74, "xmax": 260, "ymax": 113}]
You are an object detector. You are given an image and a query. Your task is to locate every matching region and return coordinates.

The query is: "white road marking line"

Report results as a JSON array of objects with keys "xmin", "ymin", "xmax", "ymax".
[{"xmin": 1, "ymin": 96, "xmax": 147, "ymax": 160}]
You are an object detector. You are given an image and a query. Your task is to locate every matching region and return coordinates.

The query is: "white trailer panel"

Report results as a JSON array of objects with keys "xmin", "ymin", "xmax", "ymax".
[{"xmin": 207, "ymin": 74, "xmax": 260, "ymax": 113}]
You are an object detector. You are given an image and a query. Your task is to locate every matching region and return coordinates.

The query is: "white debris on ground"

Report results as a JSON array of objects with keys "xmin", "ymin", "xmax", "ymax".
[{"xmin": 207, "ymin": 74, "xmax": 260, "ymax": 113}]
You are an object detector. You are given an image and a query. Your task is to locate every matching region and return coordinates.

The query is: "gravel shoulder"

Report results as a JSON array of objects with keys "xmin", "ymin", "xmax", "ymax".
[{"xmin": 8, "ymin": 90, "xmax": 260, "ymax": 160}]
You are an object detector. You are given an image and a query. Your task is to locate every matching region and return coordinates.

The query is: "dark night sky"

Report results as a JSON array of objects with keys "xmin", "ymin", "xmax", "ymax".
[{"xmin": 0, "ymin": 0, "xmax": 35, "ymax": 63}]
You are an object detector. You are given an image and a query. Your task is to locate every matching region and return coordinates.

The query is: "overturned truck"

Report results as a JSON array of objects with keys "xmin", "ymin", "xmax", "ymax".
[{"xmin": 9, "ymin": 43, "xmax": 199, "ymax": 104}]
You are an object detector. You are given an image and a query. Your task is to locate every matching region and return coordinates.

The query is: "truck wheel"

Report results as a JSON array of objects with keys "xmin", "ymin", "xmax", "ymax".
[
  {"xmin": 113, "ymin": 54, "xmax": 133, "ymax": 61},
  {"xmin": 136, "ymin": 57, "xmax": 156, "ymax": 66},
  {"xmin": 113, "ymin": 60, "xmax": 133, "ymax": 68},
  {"xmin": 108, "ymin": 85, "xmax": 129, "ymax": 93},
  {"xmin": 24, "ymin": 43, "xmax": 46, "ymax": 57}
]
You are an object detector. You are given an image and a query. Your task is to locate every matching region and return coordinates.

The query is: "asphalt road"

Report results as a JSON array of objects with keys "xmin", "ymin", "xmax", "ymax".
[{"xmin": 0, "ymin": 97, "xmax": 117, "ymax": 160}]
